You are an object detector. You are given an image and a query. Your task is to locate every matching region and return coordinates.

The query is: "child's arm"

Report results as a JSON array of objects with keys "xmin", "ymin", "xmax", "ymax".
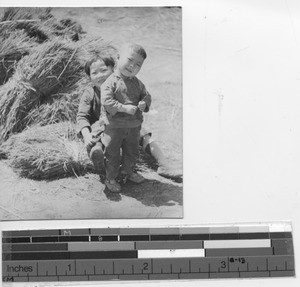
[
  {"xmin": 76, "ymin": 88, "xmax": 98, "ymax": 146},
  {"xmin": 81, "ymin": 127, "xmax": 96, "ymax": 146},
  {"xmin": 76, "ymin": 88, "xmax": 93, "ymax": 135},
  {"xmin": 101, "ymin": 77, "xmax": 137, "ymax": 115},
  {"xmin": 138, "ymin": 81, "xmax": 151, "ymax": 112}
]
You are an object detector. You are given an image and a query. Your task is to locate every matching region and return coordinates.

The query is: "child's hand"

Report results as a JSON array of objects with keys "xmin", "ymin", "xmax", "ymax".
[
  {"xmin": 138, "ymin": 101, "xmax": 147, "ymax": 112},
  {"xmin": 83, "ymin": 133, "xmax": 96, "ymax": 147},
  {"xmin": 122, "ymin": 104, "xmax": 137, "ymax": 115}
]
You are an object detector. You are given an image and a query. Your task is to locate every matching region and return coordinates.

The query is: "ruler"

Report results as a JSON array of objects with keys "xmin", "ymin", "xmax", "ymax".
[{"xmin": 2, "ymin": 223, "xmax": 295, "ymax": 282}]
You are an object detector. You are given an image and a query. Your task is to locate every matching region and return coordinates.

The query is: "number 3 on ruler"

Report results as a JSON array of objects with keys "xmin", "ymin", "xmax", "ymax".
[{"xmin": 221, "ymin": 261, "xmax": 226, "ymax": 268}]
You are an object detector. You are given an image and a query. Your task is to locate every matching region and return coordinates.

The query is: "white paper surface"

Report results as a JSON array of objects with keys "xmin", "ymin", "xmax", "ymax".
[{"xmin": 1, "ymin": 0, "xmax": 300, "ymax": 286}]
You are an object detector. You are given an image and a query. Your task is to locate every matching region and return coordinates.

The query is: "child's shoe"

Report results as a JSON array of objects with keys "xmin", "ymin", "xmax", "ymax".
[
  {"xmin": 157, "ymin": 165, "xmax": 183, "ymax": 181},
  {"xmin": 105, "ymin": 179, "xmax": 121, "ymax": 193},
  {"xmin": 127, "ymin": 172, "xmax": 144, "ymax": 183}
]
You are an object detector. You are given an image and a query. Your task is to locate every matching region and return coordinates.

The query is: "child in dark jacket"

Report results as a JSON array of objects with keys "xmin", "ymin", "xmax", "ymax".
[
  {"xmin": 76, "ymin": 56, "xmax": 115, "ymax": 174},
  {"xmin": 101, "ymin": 43, "xmax": 151, "ymax": 192}
]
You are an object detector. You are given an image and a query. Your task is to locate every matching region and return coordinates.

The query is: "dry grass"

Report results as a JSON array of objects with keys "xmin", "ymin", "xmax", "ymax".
[
  {"xmin": 15, "ymin": 39, "xmax": 81, "ymax": 95},
  {"xmin": 0, "ymin": 7, "xmax": 85, "ymax": 85},
  {"xmin": 0, "ymin": 123, "xmax": 93, "ymax": 180},
  {"xmin": 0, "ymin": 30, "xmax": 35, "ymax": 84},
  {"xmin": 0, "ymin": 36, "xmax": 116, "ymax": 143},
  {"xmin": 0, "ymin": 39, "xmax": 81, "ymax": 142},
  {"xmin": 26, "ymin": 79, "xmax": 88, "ymax": 126},
  {"xmin": 0, "ymin": 7, "xmax": 83, "ymax": 43},
  {"xmin": 0, "ymin": 7, "xmax": 117, "ymax": 179}
]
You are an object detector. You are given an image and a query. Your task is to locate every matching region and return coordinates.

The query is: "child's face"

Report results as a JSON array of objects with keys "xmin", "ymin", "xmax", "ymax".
[
  {"xmin": 117, "ymin": 49, "xmax": 145, "ymax": 78},
  {"xmin": 90, "ymin": 59, "xmax": 113, "ymax": 87}
]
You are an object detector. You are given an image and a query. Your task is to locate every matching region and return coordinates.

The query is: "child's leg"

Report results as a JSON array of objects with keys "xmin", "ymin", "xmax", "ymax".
[
  {"xmin": 140, "ymin": 132, "xmax": 182, "ymax": 180},
  {"xmin": 101, "ymin": 127, "xmax": 125, "ymax": 181},
  {"xmin": 122, "ymin": 126, "xmax": 141, "ymax": 177},
  {"xmin": 86, "ymin": 142, "xmax": 105, "ymax": 175},
  {"xmin": 140, "ymin": 133, "xmax": 166, "ymax": 166}
]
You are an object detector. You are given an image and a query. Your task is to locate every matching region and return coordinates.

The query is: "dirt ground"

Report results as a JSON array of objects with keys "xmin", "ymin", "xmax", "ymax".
[
  {"xmin": 0, "ymin": 7, "xmax": 183, "ymax": 220},
  {"xmin": 0, "ymin": 160, "xmax": 182, "ymax": 220}
]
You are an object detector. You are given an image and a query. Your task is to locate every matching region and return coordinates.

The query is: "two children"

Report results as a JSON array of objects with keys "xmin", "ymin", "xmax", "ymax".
[
  {"xmin": 100, "ymin": 43, "xmax": 151, "ymax": 192},
  {"xmin": 77, "ymin": 43, "xmax": 182, "ymax": 193}
]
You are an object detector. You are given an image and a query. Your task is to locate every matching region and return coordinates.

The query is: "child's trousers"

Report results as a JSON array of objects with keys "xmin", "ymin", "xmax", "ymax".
[{"xmin": 101, "ymin": 125, "xmax": 141, "ymax": 180}]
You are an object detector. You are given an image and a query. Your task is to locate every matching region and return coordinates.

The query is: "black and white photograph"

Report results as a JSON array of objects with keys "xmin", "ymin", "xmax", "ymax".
[{"xmin": 0, "ymin": 6, "xmax": 183, "ymax": 220}]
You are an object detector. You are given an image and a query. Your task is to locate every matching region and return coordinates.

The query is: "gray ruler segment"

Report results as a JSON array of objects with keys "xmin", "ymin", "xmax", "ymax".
[
  {"xmin": 2, "ymin": 255, "xmax": 295, "ymax": 282},
  {"xmin": 2, "ymin": 224, "xmax": 296, "ymax": 282}
]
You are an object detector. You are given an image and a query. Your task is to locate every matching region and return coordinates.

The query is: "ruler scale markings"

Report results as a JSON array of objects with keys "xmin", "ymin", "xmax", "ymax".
[
  {"xmin": 2, "ymin": 258, "xmax": 296, "ymax": 280},
  {"xmin": 2, "ymin": 224, "xmax": 295, "ymax": 282},
  {"xmin": 151, "ymin": 258, "xmax": 153, "ymax": 274}
]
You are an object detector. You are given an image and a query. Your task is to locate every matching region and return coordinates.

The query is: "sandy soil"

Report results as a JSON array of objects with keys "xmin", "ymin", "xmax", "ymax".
[
  {"xmin": 0, "ymin": 161, "xmax": 182, "ymax": 220},
  {"xmin": 0, "ymin": 7, "xmax": 183, "ymax": 220}
]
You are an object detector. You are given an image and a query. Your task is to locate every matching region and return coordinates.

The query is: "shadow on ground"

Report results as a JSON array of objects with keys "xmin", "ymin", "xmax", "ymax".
[
  {"xmin": 103, "ymin": 177, "xmax": 182, "ymax": 207},
  {"xmin": 101, "ymin": 148, "xmax": 183, "ymax": 206}
]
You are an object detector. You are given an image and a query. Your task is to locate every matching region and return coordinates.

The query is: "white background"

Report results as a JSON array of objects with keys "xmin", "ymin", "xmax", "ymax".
[{"xmin": 1, "ymin": 0, "xmax": 300, "ymax": 286}]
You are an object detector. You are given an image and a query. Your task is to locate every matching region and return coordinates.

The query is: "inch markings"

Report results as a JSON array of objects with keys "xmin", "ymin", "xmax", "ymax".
[{"xmin": 2, "ymin": 224, "xmax": 295, "ymax": 282}]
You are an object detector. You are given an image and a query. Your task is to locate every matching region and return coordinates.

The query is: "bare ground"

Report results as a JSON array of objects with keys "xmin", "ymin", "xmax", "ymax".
[{"xmin": 0, "ymin": 160, "xmax": 182, "ymax": 220}]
